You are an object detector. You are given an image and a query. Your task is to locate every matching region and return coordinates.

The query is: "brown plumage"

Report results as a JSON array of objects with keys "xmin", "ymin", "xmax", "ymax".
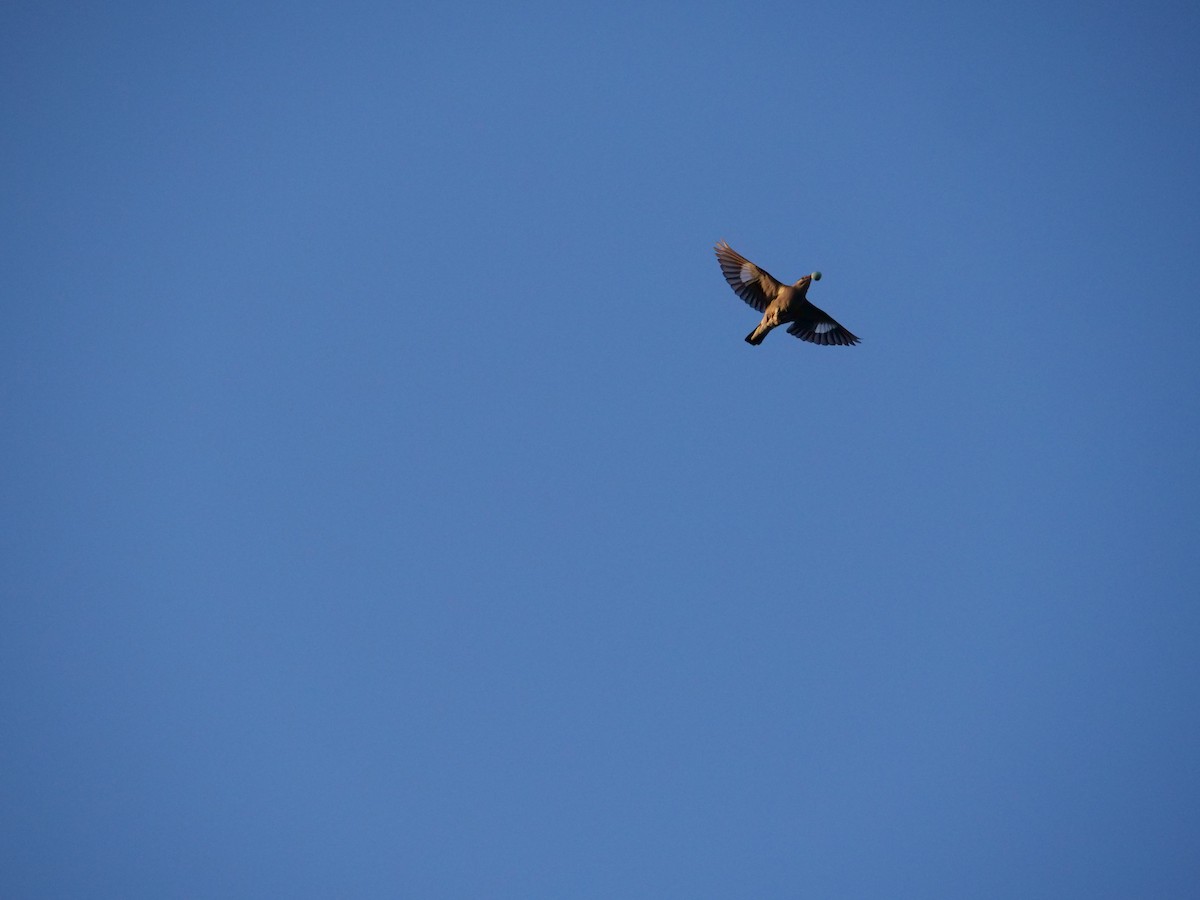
[{"xmin": 715, "ymin": 241, "xmax": 860, "ymax": 347}]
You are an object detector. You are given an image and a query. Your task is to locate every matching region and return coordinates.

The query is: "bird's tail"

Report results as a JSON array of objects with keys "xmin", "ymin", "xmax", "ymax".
[{"xmin": 745, "ymin": 324, "xmax": 769, "ymax": 345}]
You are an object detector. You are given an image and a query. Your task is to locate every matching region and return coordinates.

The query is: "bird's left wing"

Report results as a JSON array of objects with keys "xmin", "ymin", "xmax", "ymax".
[
  {"xmin": 715, "ymin": 241, "xmax": 781, "ymax": 313},
  {"xmin": 786, "ymin": 302, "xmax": 860, "ymax": 346}
]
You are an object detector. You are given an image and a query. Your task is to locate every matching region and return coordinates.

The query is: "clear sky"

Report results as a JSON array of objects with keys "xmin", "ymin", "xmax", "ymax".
[{"xmin": 3, "ymin": 1, "xmax": 1199, "ymax": 897}]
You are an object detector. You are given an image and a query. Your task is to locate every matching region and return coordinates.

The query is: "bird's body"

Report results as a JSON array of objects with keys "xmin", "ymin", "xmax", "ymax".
[{"xmin": 714, "ymin": 241, "xmax": 859, "ymax": 347}]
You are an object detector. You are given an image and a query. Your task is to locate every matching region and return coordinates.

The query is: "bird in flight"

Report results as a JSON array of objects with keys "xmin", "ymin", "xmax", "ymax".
[{"xmin": 715, "ymin": 241, "xmax": 860, "ymax": 347}]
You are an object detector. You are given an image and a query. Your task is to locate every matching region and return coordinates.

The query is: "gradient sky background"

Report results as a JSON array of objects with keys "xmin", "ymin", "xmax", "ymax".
[{"xmin": 3, "ymin": 1, "xmax": 1199, "ymax": 897}]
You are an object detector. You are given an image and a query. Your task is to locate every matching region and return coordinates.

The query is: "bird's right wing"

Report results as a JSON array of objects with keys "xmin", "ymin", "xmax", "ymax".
[{"xmin": 715, "ymin": 241, "xmax": 781, "ymax": 313}]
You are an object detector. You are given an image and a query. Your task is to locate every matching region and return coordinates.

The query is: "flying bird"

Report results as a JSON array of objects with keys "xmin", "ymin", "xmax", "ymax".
[{"xmin": 715, "ymin": 241, "xmax": 860, "ymax": 347}]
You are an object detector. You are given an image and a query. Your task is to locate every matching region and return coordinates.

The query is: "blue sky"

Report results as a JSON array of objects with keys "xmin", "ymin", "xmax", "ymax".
[{"xmin": 3, "ymin": 1, "xmax": 1199, "ymax": 896}]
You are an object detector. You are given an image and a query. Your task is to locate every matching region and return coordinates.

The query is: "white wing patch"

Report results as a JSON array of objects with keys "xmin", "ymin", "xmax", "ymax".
[
  {"xmin": 814, "ymin": 321, "xmax": 836, "ymax": 334},
  {"xmin": 739, "ymin": 264, "xmax": 757, "ymax": 285}
]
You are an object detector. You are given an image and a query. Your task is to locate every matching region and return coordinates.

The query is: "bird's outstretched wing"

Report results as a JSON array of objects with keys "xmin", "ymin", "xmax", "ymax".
[
  {"xmin": 715, "ymin": 241, "xmax": 781, "ymax": 313},
  {"xmin": 787, "ymin": 303, "xmax": 860, "ymax": 346}
]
